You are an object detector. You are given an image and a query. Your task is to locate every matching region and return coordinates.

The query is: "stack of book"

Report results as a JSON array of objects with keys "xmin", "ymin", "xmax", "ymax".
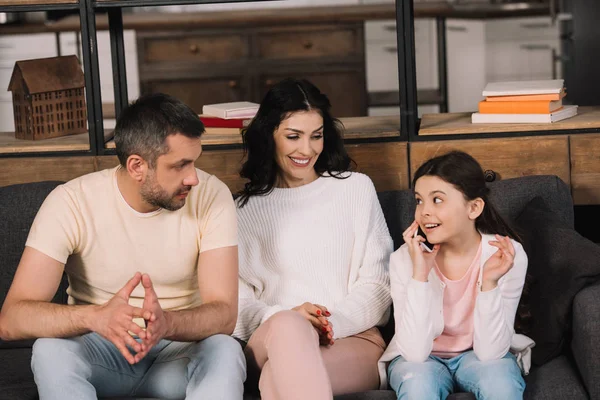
[
  {"xmin": 199, "ymin": 101, "xmax": 259, "ymax": 135},
  {"xmin": 472, "ymin": 79, "xmax": 578, "ymax": 124}
]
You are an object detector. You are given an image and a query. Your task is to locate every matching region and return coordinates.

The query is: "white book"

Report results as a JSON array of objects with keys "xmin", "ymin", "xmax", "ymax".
[
  {"xmin": 202, "ymin": 101, "xmax": 259, "ymax": 119},
  {"xmin": 482, "ymin": 79, "xmax": 565, "ymax": 97},
  {"xmin": 471, "ymin": 105, "xmax": 578, "ymax": 124}
]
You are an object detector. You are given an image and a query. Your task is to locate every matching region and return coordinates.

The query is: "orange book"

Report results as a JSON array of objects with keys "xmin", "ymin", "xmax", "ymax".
[
  {"xmin": 486, "ymin": 90, "xmax": 566, "ymax": 102},
  {"xmin": 478, "ymin": 99, "xmax": 563, "ymax": 114}
]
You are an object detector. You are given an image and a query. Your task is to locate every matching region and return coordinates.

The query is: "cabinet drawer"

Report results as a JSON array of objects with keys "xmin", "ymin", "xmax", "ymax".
[
  {"xmin": 141, "ymin": 77, "xmax": 249, "ymax": 114},
  {"xmin": 140, "ymin": 33, "xmax": 249, "ymax": 64},
  {"xmin": 0, "ymin": 33, "xmax": 57, "ymax": 60},
  {"xmin": 409, "ymin": 136, "xmax": 570, "ymax": 185},
  {"xmin": 486, "ymin": 17, "xmax": 558, "ymax": 43},
  {"xmin": 570, "ymin": 134, "xmax": 600, "ymax": 205},
  {"xmin": 257, "ymin": 27, "xmax": 360, "ymax": 60},
  {"xmin": 260, "ymin": 70, "xmax": 366, "ymax": 117}
]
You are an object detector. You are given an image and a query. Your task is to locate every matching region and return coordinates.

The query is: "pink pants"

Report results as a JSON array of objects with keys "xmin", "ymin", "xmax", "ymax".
[{"xmin": 244, "ymin": 310, "xmax": 386, "ymax": 400}]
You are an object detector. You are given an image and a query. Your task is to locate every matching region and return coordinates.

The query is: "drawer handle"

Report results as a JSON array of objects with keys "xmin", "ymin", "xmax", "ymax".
[
  {"xmin": 228, "ymin": 80, "xmax": 239, "ymax": 89},
  {"xmin": 484, "ymin": 169, "xmax": 498, "ymax": 183},
  {"xmin": 189, "ymin": 44, "xmax": 199, "ymax": 53},
  {"xmin": 383, "ymin": 25, "xmax": 396, "ymax": 32},
  {"xmin": 520, "ymin": 44, "xmax": 552, "ymax": 51},
  {"xmin": 447, "ymin": 26, "xmax": 467, "ymax": 32},
  {"xmin": 303, "ymin": 41, "xmax": 313, "ymax": 50},
  {"xmin": 384, "ymin": 46, "xmax": 398, "ymax": 53},
  {"xmin": 520, "ymin": 23, "xmax": 551, "ymax": 29}
]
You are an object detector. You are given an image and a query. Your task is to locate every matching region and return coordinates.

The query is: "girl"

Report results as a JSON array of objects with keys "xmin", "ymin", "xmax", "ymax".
[
  {"xmin": 379, "ymin": 151, "xmax": 530, "ymax": 399},
  {"xmin": 234, "ymin": 78, "xmax": 393, "ymax": 400}
]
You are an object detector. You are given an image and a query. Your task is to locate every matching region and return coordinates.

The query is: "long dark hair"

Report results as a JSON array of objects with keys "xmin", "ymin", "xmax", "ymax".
[
  {"xmin": 413, "ymin": 150, "xmax": 532, "ymax": 334},
  {"xmin": 237, "ymin": 78, "xmax": 354, "ymax": 207}
]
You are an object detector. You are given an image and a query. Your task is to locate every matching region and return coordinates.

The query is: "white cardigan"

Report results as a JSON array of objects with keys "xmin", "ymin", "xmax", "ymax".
[{"xmin": 378, "ymin": 233, "xmax": 534, "ymax": 389}]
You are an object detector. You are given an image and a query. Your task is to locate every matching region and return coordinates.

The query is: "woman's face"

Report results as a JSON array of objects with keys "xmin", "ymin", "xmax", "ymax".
[{"xmin": 273, "ymin": 110, "xmax": 324, "ymax": 188}]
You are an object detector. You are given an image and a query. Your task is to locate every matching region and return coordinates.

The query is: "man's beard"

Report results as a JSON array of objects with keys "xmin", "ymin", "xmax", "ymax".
[{"xmin": 141, "ymin": 174, "xmax": 190, "ymax": 212}]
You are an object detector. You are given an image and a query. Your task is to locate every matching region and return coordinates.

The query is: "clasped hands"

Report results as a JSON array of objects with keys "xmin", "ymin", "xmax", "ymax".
[
  {"xmin": 89, "ymin": 272, "xmax": 167, "ymax": 364},
  {"xmin": 292, "ymin": 302, "xmax": 335, "ymax": 346}
]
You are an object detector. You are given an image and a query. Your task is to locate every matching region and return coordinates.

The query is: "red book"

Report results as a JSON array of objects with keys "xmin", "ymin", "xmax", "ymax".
[{"xmin": 199, "ymin": 114, "xmax": 252, "ymax": 128}]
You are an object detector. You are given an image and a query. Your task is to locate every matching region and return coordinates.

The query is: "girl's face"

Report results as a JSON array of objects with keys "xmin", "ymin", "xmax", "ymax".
[
  {"xmin": 273, "ymin": 110, "xmax": 324, "ymax": 188},
  {"xmin": 413, "ymin": 175, "xmax": 482, "ymax": 245}
]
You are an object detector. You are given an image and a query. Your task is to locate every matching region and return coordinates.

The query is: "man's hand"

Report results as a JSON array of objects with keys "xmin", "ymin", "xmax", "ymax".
[
  {"xmin": 134, "ymin": 274, "xmax": 169, "ymax": 363},
  {"xmin": 292, "ymin": 302, "xmax": 334, "ymax": 346},
  {"xmin": 90, "ymin": 272, "xmax": 153, "ymax": 364}
]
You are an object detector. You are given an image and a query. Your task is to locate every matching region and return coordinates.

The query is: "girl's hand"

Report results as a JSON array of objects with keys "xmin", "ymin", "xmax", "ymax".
[
  {"xmin": 402, "ymin": 221, "xmax": 440, "ymax": 282},
  {"xmin": 482, "ymin": 235, "xmax": 515, "ymax": 291}
]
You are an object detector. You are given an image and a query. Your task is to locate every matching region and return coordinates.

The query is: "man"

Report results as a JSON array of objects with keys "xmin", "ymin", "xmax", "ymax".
[{"xmin": 0, "ymin": 93, "xmax": 245, "ymax": 399}]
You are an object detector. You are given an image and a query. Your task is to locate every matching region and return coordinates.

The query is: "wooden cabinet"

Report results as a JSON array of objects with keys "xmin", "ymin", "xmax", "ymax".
[
  {"xmin": 137, "ymin": 23, "xmax": 367, "ymax": 118},
  {"xmin": 570, "ymin": 134, "xmax": 600, "ymax": 205},
  {"xmin": 409, "ymin": 136, "xmax": 571, "ymax": 185}
]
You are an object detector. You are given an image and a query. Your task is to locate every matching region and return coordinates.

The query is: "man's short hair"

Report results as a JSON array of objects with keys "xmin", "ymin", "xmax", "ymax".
[{"xmin": 114, "ymin": 93, "xmax": 205, "ymax": 168}]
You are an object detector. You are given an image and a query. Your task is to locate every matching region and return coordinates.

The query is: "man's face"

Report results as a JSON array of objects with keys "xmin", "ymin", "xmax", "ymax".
[{"xmin": 140, "ymin": 133, "xmax": 202, "ymax": 211}]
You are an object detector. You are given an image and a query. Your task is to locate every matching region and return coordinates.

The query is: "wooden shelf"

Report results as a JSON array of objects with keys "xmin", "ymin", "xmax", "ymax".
[
  {"xmin": 0, "ymin": 131, "xmax": 90, "ymax": 154},
  {"xmin": 104, "ymin": 115, "xmax": 400, "ymax": 148},
  {"xmin": 419, "ymin": 106, "xmax": 600, "ymax": 136},
  {"xmin": 0, "ymin": 0, "xmax": 76, "ymax": 5}
]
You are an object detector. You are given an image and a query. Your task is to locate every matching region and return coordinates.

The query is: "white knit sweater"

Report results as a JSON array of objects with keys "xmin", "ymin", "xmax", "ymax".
[{"xmin": 233, "ymin": 172, "xmax": 393, "ymax": 342}]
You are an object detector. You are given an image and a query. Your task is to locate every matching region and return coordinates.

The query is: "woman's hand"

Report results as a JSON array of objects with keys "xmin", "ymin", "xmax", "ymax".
[
  {"xmin": 292, "ymin": 302, "xmax": 334, "ymax": 346},
  {"xmin": 402, "ymin": 221, "xmax": 440, "ymax": 282},
  {"xmin": 482, "ymin": 235, "xmax": 516, "ymax": 291}
]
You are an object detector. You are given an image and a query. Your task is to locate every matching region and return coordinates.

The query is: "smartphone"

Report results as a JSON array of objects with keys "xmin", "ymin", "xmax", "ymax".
[{"xmin": 415, "ymin": 226, "xmax": 434, "ymax": 253}]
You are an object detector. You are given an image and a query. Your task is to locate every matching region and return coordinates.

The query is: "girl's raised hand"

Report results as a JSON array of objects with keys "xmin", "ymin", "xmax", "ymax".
[
  {"xmin": 482, "ymin": 234, "xmax": 516, "ymax": 291},
  {"xmin": 401, "ymin": 221, "xmax": 440, "ymax": 282}
]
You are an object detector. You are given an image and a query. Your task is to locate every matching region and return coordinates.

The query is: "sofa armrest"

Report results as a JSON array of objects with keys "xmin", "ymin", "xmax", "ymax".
[{"xmin": 572, "ymin": 280, "xmax": 600, "ymax": 399}]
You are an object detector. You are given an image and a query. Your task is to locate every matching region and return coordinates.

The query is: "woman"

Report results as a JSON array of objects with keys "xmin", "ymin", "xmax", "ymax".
[{"xmin": 233, "ymin": 78, "xmax": 393, "ymax": 400}]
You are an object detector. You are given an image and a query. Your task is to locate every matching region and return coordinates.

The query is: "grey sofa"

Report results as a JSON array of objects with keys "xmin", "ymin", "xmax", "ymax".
[{"xmin": 1, "ymin": 175, "xmax": 598, "ymax": 400}]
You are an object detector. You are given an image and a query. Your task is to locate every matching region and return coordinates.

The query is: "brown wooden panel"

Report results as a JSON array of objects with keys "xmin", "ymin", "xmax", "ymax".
[
  {"xmin": 570, "ymin": 134, "xmax": 600, "ymax": 205},
  {"xmin": 0, "ymin": 156, "xmax": 95, "ymax": 187},
  {"xmin": 141, "ymin": 34, "xmax": 248, "ymax": 64},
  {"xmin": 260, "ymin": 71, "xmax": 366, "ymax": 117},
  {"xmin": 409, "ymin": 136, "xmax": 570, "ymax": 186},
  {"xmin": 257, "ymin": 27, "xmax": 360, "ymax": 60},
  {"xmin": 142, "ymin": 77, "xmax": 249, "ymax": 114},
  {"xmin": 347, "ymin": 141, "xmax": 409, "ymax": 191}
]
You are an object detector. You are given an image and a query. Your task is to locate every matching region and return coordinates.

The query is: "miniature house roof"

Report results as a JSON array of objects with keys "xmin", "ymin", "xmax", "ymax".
[{"xmin": 7, "ymin": 55, "xmax": 85, "ymax": 95}]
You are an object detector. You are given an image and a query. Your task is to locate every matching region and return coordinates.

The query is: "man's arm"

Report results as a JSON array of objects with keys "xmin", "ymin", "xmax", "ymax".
[
  {"xmin": 0, "ymin": 246, "xmax": 92, "ymax": 340},
  {"xmin": 138, "ymin": 244, "xmax": 238, "ymax": 353},
  {"xmin": 166, "ymin": 244, "xmax": 238, "ymax": 340},
  {"xmin": 0, "ymin": 246, "xmax": 152, "ymax": 364}
]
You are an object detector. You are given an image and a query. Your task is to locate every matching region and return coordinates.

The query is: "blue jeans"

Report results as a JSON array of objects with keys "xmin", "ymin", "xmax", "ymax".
[
  {"xmin": 387, "ymin": 351, "xmax": 525, "ymax": 400},
  {"xmin": 31, "ymin": 332, "xmax": 246, "ymax": 400}
]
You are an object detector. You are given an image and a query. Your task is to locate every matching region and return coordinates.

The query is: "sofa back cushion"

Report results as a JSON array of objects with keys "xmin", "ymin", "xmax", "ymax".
[{"xmin": 0, "ymin": 181, "xmax": 68, "ymax": 348}]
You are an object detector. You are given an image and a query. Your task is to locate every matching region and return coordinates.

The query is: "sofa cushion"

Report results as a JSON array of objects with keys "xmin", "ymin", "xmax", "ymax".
[
  {"xmin": 0, "ymin": 347, "xmax": 38, "ymax": 400},
  {"xmin": 524, "ymin": 355, "xmax": 588, "ymax": 399},
  {"xmin": 0, "ymin": 181, "xmax": 69, "ymax": 350},
  {"xmin": 515, "ymin": 196, "xmax": 600, "ymax": 366}
]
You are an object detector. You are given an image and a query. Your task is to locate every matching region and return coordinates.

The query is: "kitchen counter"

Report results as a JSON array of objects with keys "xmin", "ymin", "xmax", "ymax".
[{"xmin": 0, "ymin": 2, "xmax": 551, "ymax": 34}]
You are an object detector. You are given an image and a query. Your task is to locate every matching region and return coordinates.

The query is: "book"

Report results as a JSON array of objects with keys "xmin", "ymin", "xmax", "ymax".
[
  {"xmin": 471, "ymin": 105, "xmax": 578, "ymax": 124},
  {"xmin": 485, "ymin": 90, "xmax": 566, "ymax": 102},
  {"xmin": 204, "ymin": 127, "xmax": 245, "ymax": 136},
  {"xmin": 199, "ymin": 114, "xmax": 253, "ymax": 128},
  {"xmin": 202, "ymin": 102, "xmax": 259, "ymax": 119},
  {"xmin": 478, "ymin": 99, "xmax": 563, "ymax": 114},
  {"xmin": 482, "ymin": 79, "xmax": 565, "ymax": 97}
]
